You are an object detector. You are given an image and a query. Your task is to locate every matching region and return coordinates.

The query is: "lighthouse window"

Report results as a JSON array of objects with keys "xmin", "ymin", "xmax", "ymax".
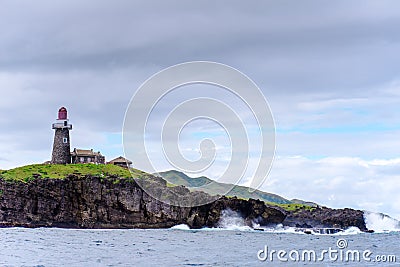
[
  {"xmin": 64, "ymin": 121, "xmax": 68, "ymax": 126},
  {"xmin": 63, "ymin": 137, "xmax": 68, "ymax": 143}
]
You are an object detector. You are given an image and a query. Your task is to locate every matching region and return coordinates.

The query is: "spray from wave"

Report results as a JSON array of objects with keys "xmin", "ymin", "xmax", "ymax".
[
  {"xmin": 217, "ymin": 209, "xmax": 253, "ymax": 231},
  {"xmin": 364, "ymin": 211, "xmax": 400, "ymax": 233},
  {"xmin": 216, "ymin": 209, "xmax": 303, "ymax": 234},
  {"xmin": 169, "ymin": 209, "xmax": 254, "ymax": 231}
]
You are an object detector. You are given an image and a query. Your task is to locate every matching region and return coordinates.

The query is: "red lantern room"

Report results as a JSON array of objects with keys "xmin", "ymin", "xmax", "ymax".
[
  {"xmin": 52, "ymin": 107, "xmax": 72, "ymax": 130},
  {"xmin": 58, "ymin": 107, "xmax": 68, "ymax": 120}
]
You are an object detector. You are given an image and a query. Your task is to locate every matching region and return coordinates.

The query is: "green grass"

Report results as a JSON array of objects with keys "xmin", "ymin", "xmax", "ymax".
[
  {"xmin": 0, "ymin": 164, "xmax": 146, "ymax": 182},
  {"xmin": 268, "ymin": 203, "xmax": 316, "ymax": 212},
  {"xmin": 166, "ymin": 182, "xmax": 176, "ymax": 187}
]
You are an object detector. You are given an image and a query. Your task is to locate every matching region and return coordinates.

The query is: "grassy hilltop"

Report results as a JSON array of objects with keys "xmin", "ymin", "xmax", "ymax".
[{"xmin": 0, "ymin": 164, "xmax": 145, "ymax": 182}]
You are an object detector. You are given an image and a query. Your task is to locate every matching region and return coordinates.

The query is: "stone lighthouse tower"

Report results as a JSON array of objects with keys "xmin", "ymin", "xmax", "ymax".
[{"xmin": 51, "ymin": 107, "xmax": 72, "ymax": 164}]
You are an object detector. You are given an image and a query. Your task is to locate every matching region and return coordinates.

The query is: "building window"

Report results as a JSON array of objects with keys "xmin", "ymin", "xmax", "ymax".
[
  {"xmin": 87, "ymin": 158, "xmax": 91, "ymax": 163},
  {"xmin": 63, "ymin": 137, "xmax": 68, "ymax": 143},
  {"xmin": 80, "ymin": 157, "xmax": 84, "ymax": 163}
]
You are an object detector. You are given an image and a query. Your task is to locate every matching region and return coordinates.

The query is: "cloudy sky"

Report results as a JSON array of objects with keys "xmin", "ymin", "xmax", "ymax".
[{"xmin": 1, "ymin": 1, "xmax": 400, "ymax": 219}]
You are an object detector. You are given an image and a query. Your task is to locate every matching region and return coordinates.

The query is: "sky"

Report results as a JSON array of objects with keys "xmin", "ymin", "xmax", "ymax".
[{"xmin": 1, "ymin": 1, "xmax": 400, "ymax": 219}]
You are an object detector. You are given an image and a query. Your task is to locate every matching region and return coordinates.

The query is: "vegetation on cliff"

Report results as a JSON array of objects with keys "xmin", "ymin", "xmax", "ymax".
[
  {"xmin": 0, "ymin": 164, "xmax": 145, "ymax": 182},
  {"xmin": 268, "ymin": 203, "xmax": 316, "ymax": 213}
]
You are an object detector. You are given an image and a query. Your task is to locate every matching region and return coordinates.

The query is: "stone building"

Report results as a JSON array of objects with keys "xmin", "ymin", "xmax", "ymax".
[
  {"xmin": 107, "ymin": 156, "xmax": 132, "ymax": 168},
  {"xmin": 51, "ymin": 107, "xmax": 72, "ymax": 164},
  {"xmin": 71, "ymin": 148, "xmax": 105, "ymax": 164}
]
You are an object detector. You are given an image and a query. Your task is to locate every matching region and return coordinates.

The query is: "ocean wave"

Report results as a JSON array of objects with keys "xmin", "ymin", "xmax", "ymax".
[{"xmin": 364, "ymin": 211, "xmax": 400, "ymax": 233}]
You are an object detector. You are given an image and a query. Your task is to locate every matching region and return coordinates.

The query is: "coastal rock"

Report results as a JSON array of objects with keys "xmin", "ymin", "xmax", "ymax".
[
  {"xmin": 0, "ymin": 175, "xmax": 285, "ymax": 229},
  {"xmin": 282, "ymin": 205, "xmax": 367, "ymax": 231}
]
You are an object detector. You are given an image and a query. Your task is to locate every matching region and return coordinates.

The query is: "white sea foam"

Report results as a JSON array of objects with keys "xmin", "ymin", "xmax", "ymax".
[
  {"xmin": 170, "ymin": 224, "xmax": 191, "ymax": 230},
  {"xmin": 251, "ymin": 223, "xmax": 304, "ymax": 234},
  {"xmin": 364, "ymin": 211, "xmax": 400, "ymax": 233},
  {"xmin": 332, "ymin": 226, "xmax": 362, "ymax": 235}
]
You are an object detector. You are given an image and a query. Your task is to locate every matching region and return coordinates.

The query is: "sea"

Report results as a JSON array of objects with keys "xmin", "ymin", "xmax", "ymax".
[{"xmin": 1, "ymin": 212, "xmax": 399, "ymax": 267}]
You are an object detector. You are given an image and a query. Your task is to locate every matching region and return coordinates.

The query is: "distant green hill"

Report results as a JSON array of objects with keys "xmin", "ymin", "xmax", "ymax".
[{"xmin": 158, "ymin": 170, "xmax": 291, "ymax": 204}]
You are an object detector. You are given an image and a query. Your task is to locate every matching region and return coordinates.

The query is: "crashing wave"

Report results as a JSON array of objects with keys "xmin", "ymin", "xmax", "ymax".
[{"xmin": 364, "ymin": 211, "xmax": 400, "ymax": 233}]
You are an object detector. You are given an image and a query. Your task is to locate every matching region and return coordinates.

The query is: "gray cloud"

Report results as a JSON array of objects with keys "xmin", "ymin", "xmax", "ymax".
[{"xmin": 1, "ymin": 0, "xmax": 399, "ymax": 151}]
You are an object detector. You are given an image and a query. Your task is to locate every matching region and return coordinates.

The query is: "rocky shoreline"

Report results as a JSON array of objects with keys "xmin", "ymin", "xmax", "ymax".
[{"xmin": 0, "ymin": 174, "xmax": 368, "ymax": 231}]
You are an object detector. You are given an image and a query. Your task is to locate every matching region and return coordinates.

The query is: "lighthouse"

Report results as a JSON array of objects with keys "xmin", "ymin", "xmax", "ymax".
[{"xmin": 51, "ymin": 107, "xmax": 72, "ymax": 164}]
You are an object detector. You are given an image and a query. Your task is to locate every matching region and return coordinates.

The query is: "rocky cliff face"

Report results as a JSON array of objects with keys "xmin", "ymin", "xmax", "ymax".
[
  {"xmin": 281, "ymin": 205, "xmax": 367, "ymax": 231},
  {"xmin": 0, "ymin": 175, "xmax": 367, "ymax": 231},
  {"xmin": 0, "ymin": 175, "xmax": 285, "ymax": 229}
]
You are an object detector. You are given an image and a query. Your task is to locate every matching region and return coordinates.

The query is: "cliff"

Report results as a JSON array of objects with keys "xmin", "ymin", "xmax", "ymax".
[
  {"xmin": 0, "ymin": 164, "xmax": 368, "ymax": 231},
  {"xmin": 0, "ymin": 175, "xmax": 285, "ymax": 229}
]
